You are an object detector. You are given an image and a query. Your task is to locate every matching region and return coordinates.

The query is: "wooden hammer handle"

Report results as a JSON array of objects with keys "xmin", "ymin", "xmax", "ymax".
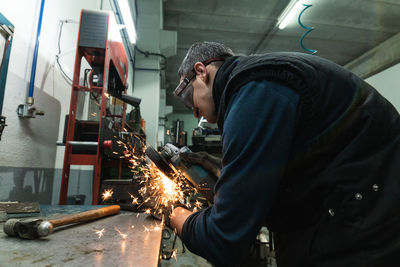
[{"xmin": 49, "ymin": 205, "xmax": 120, "ymax": 227}]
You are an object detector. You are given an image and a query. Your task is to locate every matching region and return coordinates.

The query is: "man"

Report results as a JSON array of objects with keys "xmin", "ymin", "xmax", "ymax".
[{"xmin": 168, "ymin": 41, "xmax": 400, "ymax": 266}]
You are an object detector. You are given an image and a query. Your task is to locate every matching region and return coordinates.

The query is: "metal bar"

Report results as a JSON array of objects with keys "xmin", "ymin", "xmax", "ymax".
[
  {"xmin": 68, "ymin": 154, "xmax": 97, "ymax": 165},
  {"xmin": 73, "ymin": 85, "xmax": 103, "ymax": 92},
  {"xmin": 68, "ymin": 141, "xmax": 98, "ymax": 147}
]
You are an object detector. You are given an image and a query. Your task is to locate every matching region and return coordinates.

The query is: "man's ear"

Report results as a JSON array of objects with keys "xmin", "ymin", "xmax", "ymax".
[{"xmin": 194, "ymin": 62, "xmax": 208, "ymax": 83}]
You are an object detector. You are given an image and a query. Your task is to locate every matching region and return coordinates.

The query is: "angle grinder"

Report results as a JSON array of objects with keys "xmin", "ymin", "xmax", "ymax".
[{"xmin": 145, "ymin": 143, "xmax": 217, "ymax": 203}]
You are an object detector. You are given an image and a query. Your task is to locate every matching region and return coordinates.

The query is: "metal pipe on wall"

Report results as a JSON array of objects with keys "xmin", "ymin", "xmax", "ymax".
[{"xmin": 27, "ymin": 0, "xmax": 46, "ymax": 105}]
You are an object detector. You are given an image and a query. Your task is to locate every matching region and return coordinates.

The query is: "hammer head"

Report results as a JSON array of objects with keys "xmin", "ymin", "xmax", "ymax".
[
  {"xmin": 3, "ymin": 218, "xmax": 53, "ymax": 239},
  {"xmin": 3, "ymin": 218, "xmax": 19, "ymax": 236}
]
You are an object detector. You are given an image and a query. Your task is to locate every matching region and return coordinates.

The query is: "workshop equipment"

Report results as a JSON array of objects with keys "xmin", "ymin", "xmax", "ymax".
[
  {"xmin": 3, "ymin": 205, "xmax": 120, "ymax": 239},
  {"xmin": 59, "ymin": 9, "xmax": 142, "ymax": 205},
  {"xmin": 145, "ymin": 144, "xmax": 217, "ymax": 202}
]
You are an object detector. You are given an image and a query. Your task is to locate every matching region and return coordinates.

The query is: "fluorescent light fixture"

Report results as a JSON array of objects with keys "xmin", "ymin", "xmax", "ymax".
[
  {"xmin": 277, "ymin": 0, "xmax": 304, "ymax": 30},
  {"xmin": 117, "ymin": 0, "xmax": 137, "ymax": 44}
]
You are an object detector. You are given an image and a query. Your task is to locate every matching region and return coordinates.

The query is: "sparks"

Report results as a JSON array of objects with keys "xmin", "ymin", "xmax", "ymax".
[
  {"xmin": 129, "ymin": 193, "xmax": 139, "ymax": 205},
  {"xmin": 95, "ymin": 228, "xmax": 105, "ymax": 239},
  {"xmin": 114, "ymin": 227, "xmax": 128, "ymax": 239},
  {"xmin": 147, "ymin": 164, "xmax": 187, "ymax": 207},
  {"xmin": 102, "ymin": 189, "xmax": 113, "ymax": 201},
  {"xmin": 194, "ymin": 200, "xmax": 202, "ymax": 209},
  {"xmin": 113, "ymin": 134, "xmax": 196, "ymax": 221},
  {"xmin": 171, "ymin": 249, "xmax": 177, "ymax": 261},
  {"xmin": 152, "ymin": 224, "xmax": 161, "ymax": 231},
  {"xmin": 132, "ymin": 197, "xmax": 139, "ymax": 205}
]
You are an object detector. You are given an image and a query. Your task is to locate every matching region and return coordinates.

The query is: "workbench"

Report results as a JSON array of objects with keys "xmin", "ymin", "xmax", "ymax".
[{"xmin": 0, "ymin": 205, "xmax": 162, "ymax": 266}]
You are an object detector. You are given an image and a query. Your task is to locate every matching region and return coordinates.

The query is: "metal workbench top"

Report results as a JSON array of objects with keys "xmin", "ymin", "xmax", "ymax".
[{"xmin": 0, "ymin": 205, "xmax": 163, "ymax": 267}]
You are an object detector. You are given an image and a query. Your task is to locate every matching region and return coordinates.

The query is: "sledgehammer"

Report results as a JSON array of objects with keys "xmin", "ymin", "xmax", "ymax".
[{"xmin": 3, "ymin": 205, "xmax": 120, "ymax": 239}]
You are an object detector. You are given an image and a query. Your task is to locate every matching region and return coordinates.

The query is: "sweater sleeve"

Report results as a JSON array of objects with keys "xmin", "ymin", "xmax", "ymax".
[{"xmin": 181, "ymin": 80, "xmax": 299, "ymax": 266}]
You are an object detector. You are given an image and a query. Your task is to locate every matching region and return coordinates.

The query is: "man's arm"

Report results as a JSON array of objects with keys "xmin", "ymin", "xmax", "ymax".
[{"xmin": 176, "ymin": 80, "xmax": 299, "ymax": 265}]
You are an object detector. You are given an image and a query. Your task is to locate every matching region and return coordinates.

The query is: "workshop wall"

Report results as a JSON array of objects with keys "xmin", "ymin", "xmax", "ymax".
[
  {"xmin": 132, "ymin": 0, "xmax": 163, "ymax": 148},
  {"xmin": 366, "ymin": 62, "xmax": 400, "ymax": 112},
  {"xmin": 0, "ymin": 0, "xmax": 135, "ymax": 205}
]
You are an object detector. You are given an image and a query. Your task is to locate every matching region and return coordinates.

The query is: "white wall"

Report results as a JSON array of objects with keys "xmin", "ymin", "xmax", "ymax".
[
  {"xmin": 133, "ymin": 67, "xmax": 160, "ymax": 148},
  {"xmin": 133, "ymin": 0, "xmax": 162, "ymax": 148},
  {"xmin": 366, "ymin": 62, "xmax": 400, "ymax": 112}
]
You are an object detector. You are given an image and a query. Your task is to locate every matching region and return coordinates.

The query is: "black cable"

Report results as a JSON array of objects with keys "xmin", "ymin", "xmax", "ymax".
[
  {"xmin": 57, "ymin": 21, "xmax": 62, "ymax": 55},
  {"xmin": 171, "ymin": 232, "xmax": 178, "ymax": 250},
  {"xmin": 83, "ymin": 69, "xmax": 90, "ymax": 86},
  {"xmin": 56, "ymin": 56, "xmax": 72, "ymax": 83},
  {"xmin": 163, "ymin": 228, "xmax": 171, "ymax": 240},
  {"xmin": 134, "ymin": 46, "xmax": 167, "ymax": 67},
  {"xmin": 182, "ymin": 239, "xmax": 186, "ymax": 253},
  {"xmin": 56, "ymin": 20, "xmax": 73, "ymax": 83},
  {"xmin": 134, "ymin": 0, "xmax": 138, "ymax": 25}
]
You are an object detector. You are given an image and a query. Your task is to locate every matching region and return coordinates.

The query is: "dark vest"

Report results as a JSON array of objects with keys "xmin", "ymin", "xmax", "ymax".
[{"xmin": 213, "ymin": 52, "xmax": 400, "ymax": 266}]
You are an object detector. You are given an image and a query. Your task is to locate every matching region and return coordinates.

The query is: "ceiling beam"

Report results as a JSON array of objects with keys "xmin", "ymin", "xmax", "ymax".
[{"xmin": 345, "ymin": 32, "xmax": 400, "ymax": 79}]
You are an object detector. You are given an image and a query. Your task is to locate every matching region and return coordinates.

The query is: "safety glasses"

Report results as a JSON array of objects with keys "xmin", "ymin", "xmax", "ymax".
[
  {"xmin": 174, "ymin": 57, "xmax": 227, "ymax": 110},
  {"xmin": 174, "ymin": 71, "xmax": 196, "ymax": 110}
]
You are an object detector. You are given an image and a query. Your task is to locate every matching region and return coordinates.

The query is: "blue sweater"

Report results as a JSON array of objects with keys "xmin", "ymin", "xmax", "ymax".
[{"xmin": 182, "ymin": 80, "xmax": 300, "ymax": 265}]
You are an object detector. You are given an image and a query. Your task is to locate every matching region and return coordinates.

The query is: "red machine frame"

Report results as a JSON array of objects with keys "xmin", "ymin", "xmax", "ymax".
[{"xmin": 59, "ymin": 9, "xmax": 129, "ymax": 205}]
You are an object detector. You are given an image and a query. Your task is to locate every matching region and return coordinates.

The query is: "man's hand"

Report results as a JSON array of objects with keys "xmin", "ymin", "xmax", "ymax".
[
  {"xmin": 150, "ymin": 203, "xmax": 187, "ymax": 227},
  {"xmin": 180, "ymin": 151, "xmax": 221, "ymax": 178},
  {"xmin": 152, "ymin": 205, "xmax": 193, "ymax": 235}
]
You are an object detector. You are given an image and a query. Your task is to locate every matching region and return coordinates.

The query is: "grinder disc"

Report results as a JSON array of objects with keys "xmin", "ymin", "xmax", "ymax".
[{"xmin": 145, "ymin": 146, "xmax": 174, "ymax": 176}]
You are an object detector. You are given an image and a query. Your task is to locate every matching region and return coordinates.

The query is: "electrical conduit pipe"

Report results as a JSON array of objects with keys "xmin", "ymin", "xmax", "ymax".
[{"xmin": 27, "ymin": 0, "xmax": 46, "ymax": 105}]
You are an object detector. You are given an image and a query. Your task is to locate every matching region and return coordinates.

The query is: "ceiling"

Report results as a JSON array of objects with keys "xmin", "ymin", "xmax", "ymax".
[{"xmin": 162, "ymin": 0, "xmax": 400, "ymax": 113}]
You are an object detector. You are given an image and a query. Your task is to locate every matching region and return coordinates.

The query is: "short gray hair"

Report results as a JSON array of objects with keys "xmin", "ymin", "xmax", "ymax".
[{"xmin": 178, "ymin": 41, "xmax": 234, "ymax": 77}]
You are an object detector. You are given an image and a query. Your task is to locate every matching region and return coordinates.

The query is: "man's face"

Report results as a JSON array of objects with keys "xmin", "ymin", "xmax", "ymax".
[
  {"xmin": 191, "ymin": 74, "xmax": 217, "ymax": 123},
  {"xmin": 175, "ymin": 58, "xmax": 224, "ymax": 123}
]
